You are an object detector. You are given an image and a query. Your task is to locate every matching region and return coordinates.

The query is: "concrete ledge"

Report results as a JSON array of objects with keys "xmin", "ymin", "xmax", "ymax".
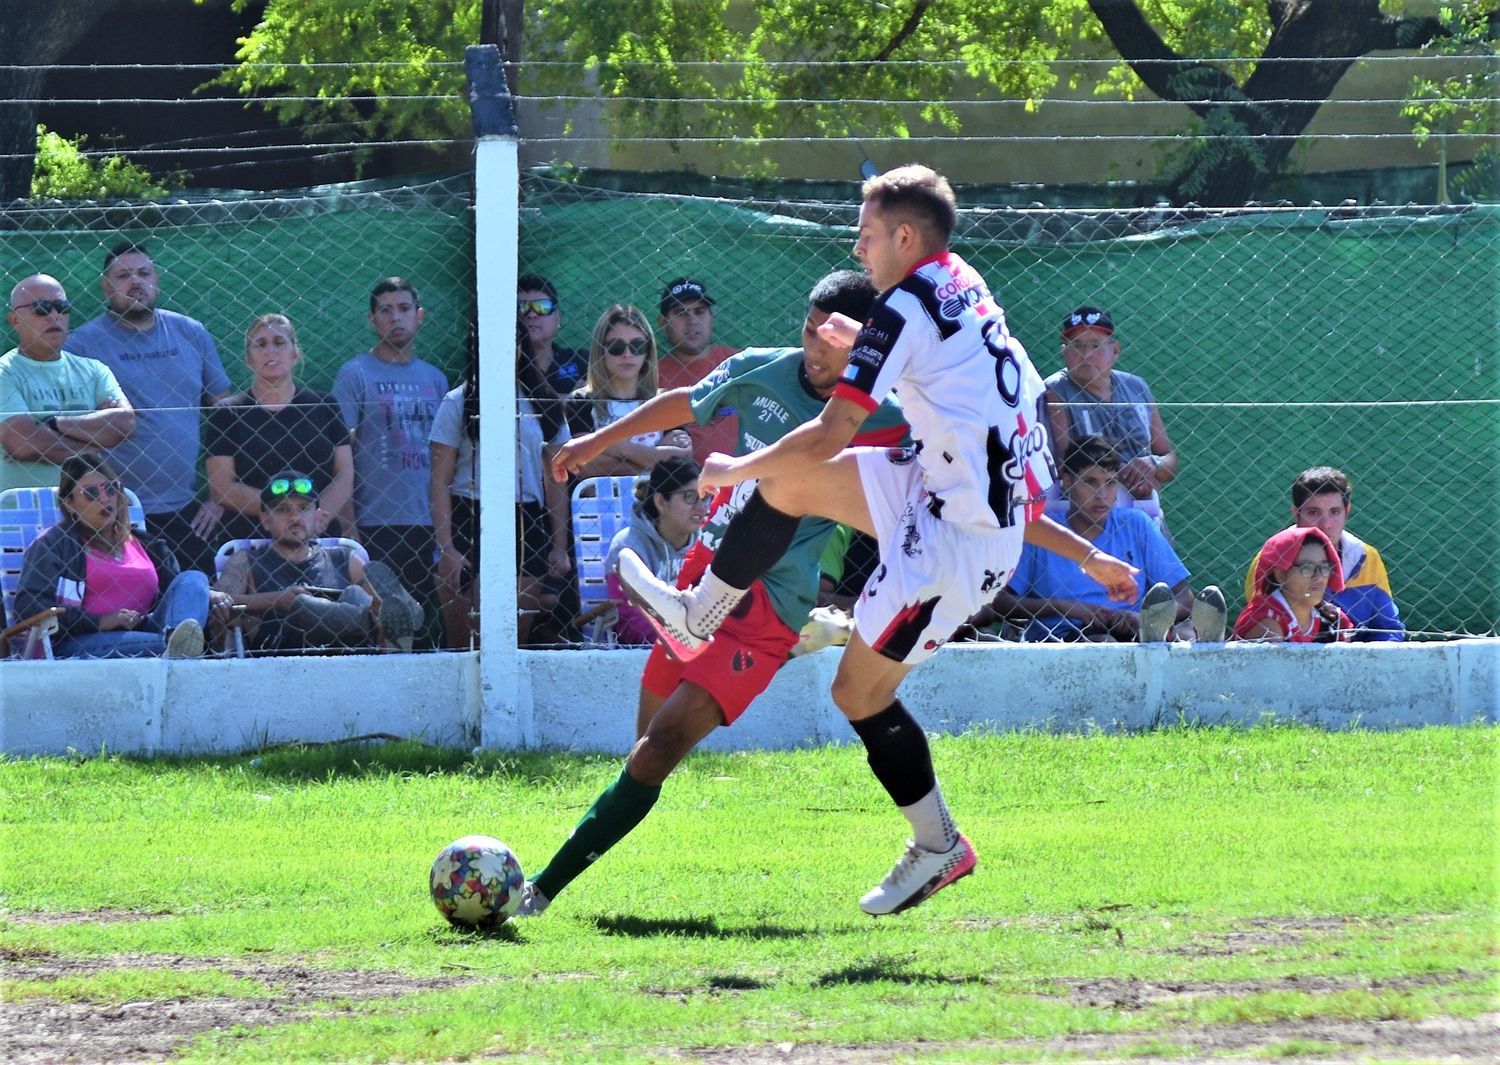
[{"xmin": 1, "ymin": 641, "xmax": 1494, "ymax": 757}]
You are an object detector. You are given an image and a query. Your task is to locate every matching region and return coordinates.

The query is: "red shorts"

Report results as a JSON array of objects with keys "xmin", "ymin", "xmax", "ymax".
[{"xmin": 639, "ymin": 545, "xmax": 797, "ymax": 725}]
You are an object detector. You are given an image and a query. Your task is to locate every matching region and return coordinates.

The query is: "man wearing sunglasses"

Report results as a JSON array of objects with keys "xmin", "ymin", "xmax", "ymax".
[
  {"xmin": 517, "ymin": 273, "xmax": 587, "ymax": 397},
  {"xmin": 1, "ymin": 274, "xmax": 136, "ymax": 493},
  {"xmin": 69, "ymin": 242, "xmax": 234, "ymax": 576}
]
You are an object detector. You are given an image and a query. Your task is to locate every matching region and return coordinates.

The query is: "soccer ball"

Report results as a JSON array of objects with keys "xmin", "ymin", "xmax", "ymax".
[{"xmin": 429, "ymin": 835, "xmax": 525, "ymax": 929}]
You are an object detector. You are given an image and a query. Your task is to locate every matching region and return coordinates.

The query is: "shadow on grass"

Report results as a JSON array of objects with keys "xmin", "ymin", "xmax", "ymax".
[
  {"xmin": 428, "ymin": 920, "xmax": 524, "ymax": 945},
  {"xmin": 593, "ymin": 914, "xmax": 813, "ymax": 940},
  {"xmin": 815, "ymin": 959, "xmax": 994, "ymax": 987}
]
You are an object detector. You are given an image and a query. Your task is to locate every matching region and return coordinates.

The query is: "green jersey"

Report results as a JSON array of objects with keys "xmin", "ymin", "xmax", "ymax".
[{"xmin": 688, "ymin": 347, "xmax": 908, "ymax": 631}]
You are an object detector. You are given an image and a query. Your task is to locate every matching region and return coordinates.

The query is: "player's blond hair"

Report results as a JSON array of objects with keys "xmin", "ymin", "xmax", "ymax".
[{"xmin": 861, "ymin": 164, "xmax": 957, "ymax": 244}]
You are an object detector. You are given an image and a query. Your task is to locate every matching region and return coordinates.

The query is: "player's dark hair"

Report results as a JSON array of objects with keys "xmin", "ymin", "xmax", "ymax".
[
  {"xmin": 103, "ymin": 241, "xmax": 150, "ymax": 271},
  {"xmin": 638, "ymin": 455, "xmax": 701, "ymax": 521},
  {"xmin": 369, "ymin": 276, "xmax": 420, "ymax": 312},
  {"xmin": 861, "ymin": 164, "xmax": 957, "ymax": 244},
  {"xmin": 1291, "ymin": 466, "xmax": 1351, "ymax": 508},
  {"xmin": 517, "ymin": 273, "xmax": 559, "ymax": 302},
  {"xmin": 1061, "ymin": 435, "xmax": 1122, "ymax": 478},
  {"xmin": 808, "ymin": 269, "xmax": 878, "ymax": 322}
]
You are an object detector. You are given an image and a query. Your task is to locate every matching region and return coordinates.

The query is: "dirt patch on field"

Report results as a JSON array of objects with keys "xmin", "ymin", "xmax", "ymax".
[
  {"xmin": 0, "ymin": 947, "xmax": 470, "ymax": 1064},
  {"xmin": 4, "ymin": 909, "xmax": 170, "ymax": 927}
]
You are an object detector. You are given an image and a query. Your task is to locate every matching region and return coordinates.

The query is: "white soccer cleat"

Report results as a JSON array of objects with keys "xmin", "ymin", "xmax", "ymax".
[
  {"xmin": 792, "ymin": 605, "xmax": 854, "ymax": 657},
  {"xmin": 1138, "ymin": 581, "xmax": 1176, "ymax": 643},
  {"xmin": 512, "ymin": 881, "xmax": 550, "ymax": 918},
  {"xmin": 859, "ymin": 835, "xmax": 978, "ymax": 916},
  {"xmin": 616, "ymin": 548, "xmax": 711, "ymax": 660},
  {"xmin": 1191, "ymin": 585, "xmax": 1228, "ymax": 643}
]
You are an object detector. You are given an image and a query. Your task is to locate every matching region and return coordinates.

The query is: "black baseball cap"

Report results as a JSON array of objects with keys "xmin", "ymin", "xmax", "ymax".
[
  {"xmin": 261, "ymin": 471, "xmax": 319, "ymax": 508},
  {"xmin": 1062, "ymin": 306, "xmax": 1113, "ymax": 338},
  {"xmin": 660, "ymin": 277, "xmax": 716, "ymax": 314}
]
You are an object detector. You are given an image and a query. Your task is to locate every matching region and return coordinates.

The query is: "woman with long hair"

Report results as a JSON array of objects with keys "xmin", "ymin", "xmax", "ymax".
[
  {"xmin": 562, "ymin": 304, "xmax": 692, "ymax": 479},
  {"xmin": 205, "ymin": 314, "xmax": 353, "ymax": 542},
  {"xmin": 16, "ymin": 452, "xmax": 232, "ymax": 657}
]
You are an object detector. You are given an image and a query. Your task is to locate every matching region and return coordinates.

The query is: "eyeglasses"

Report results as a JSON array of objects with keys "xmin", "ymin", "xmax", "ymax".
[
  {"xmin": 604, "ymin": 337, "xmax": 650, "ymax": 357},
  {"xmin": 672, "ymin": 489, "xmax": 703, "ymax": 505},
  {"xmin": 266, "ymin": 477, "xmax": 315, "ymax": 499},
  {"xmin": 1290, "ymin": 561, "xmax": 1335, "ymax": 579},
  {"xmin": 12, "ymin": 299, "xmax": 72, "ymax": 316},
  {"xmin": 77, "ymin": 479, "xmax": 122, "ymax": 502},
  {"xmin": 518, "ymin": 297, "xmax": 558, "ymax": 317}
]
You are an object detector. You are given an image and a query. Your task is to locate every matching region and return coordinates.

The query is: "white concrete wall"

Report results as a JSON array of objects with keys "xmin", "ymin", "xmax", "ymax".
[{"xmin": 2, "ymin": 641, "xmax": 1493, "ymax": 757}]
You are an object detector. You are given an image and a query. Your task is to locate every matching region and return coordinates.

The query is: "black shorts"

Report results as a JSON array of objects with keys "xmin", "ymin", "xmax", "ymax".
[
  {"xmin": 517, "ymin": 500, "xmax": 552, "ymax": 578},
  {"xmin": 451, "ymin": 495, "xmax": 480, "ymax": 591}
]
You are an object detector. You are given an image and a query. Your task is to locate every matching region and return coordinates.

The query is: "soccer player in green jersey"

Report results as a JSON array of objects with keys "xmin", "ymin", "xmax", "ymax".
[{"xmin": 513, "ymin": 270, "xmax": 907, "ymax": 916}]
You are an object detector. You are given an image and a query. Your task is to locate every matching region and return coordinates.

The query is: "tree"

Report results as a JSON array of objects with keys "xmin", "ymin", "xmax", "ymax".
[
  {"xmin": 0, "ymin": 0, "xmax": 122, "ymax": 202},
  {"xmin": 213, "ymin": 0, "xmax": 1496, "ymax": 205}
]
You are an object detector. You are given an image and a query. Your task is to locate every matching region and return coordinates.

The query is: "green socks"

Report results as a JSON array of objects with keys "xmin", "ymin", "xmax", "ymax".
[{"xmin": 532, "ymin": 766, "xmax": 661, "ymax": 902}]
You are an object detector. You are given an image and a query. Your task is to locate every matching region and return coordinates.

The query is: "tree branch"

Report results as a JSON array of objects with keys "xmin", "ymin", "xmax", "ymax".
[
  {"xmin": 873, "ymin": 0, "xmax": 933, "ymax": 62},
  {"xmin": 1086, "ymin": 0, "xmax": 1243, "ymax": 118}
]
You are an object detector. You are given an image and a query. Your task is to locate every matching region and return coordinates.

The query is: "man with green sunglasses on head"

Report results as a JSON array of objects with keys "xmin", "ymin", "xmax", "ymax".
[{"xmin": 213, "ymin": 470, "xmax": 419, "ymax": 654}]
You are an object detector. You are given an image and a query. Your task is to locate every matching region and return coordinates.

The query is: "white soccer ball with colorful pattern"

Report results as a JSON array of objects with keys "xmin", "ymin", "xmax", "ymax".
[{"xmin": 429, "ymin": 835, "xmax": 525, "ymax": 928}]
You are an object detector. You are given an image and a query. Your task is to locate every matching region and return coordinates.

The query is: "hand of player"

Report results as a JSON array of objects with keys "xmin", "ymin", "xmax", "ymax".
[
  {"xmin": 698, "ymin": 452, "xmax": 745, "ymax": 497},
  {"xmin": 816, "ymin": 311, "xmax": 862, "ymax": 352},
  {"xmin": 551, "ymin": 432, "xmax": 605, "ymax": 482},
  {"xmin": 1082, "ymin": 550, "xmax": 1139, "ymax": 602}
]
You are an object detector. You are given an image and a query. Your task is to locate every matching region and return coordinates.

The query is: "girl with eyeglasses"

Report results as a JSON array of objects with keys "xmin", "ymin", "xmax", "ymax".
[
  {"xmin": 1233, "ymin": 526, "xmax": 1352, "ymax": 643},
  {"xmin": 602, "ymin": 456, "xmax": 710, "ymax": 646},
  {"xmin": 561, "ymin": 305, "xmax": 693, "ymax": 480},
  {"xmin": 15, "ymin": 452, "xmax": 229, "ymax": 658}
]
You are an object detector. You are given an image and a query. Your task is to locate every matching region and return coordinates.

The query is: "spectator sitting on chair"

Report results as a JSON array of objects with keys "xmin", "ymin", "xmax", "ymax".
[
  {"xmin": 603, "ymin": 456, "xmax": 710, "ymax": 646},
  {"xmin": 656, "ymin": 277, "xmax": 740, "ymax": 464},
  {"xmin": 332, "ymin": 277, "xmax": 448, "ymax": 633},
  {"xmin": 1, "ymin": 274, "xmax": 136, "ymax": 493},
  {"xmin": 1241, "ymin": 466, "xmax": 1402, "ymax": 641},
  {"xmin": 205, "ymin": 314, "xmax": 353, "ymax": 542},
  {"xmin": 974, "ymin": 436, "xmax": 1217, "ymax": 643},
  {"xmin": 518, "ymin": 273, "xmax": 588, "ymax": 397},
  {"xmin": 68, "ymin": 241, "xmax": 233, "ymax": 575},
  {"xmin": 214, "ymin": 472, "xmax": 419, "ymax": 654},
  {"xmin": 562, "ymin": 304, "xmax": 693, "ymax": 480},
  {"xmin": 1234, "ymin": 525, "xmax": 1352, "ymax": 643},
  {"xmin": 15, "ymin": 452, "xmax": 226, "ymax": 658},
  {"xmin": 1044, "ymin": 306, "xmax": 1178, "ymax": 532}
]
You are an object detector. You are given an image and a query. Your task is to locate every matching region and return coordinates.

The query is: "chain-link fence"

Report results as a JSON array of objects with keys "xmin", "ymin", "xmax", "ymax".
[{"xmin": 2, "ymin": 170, "xmax": 1495, "ymax": 656}]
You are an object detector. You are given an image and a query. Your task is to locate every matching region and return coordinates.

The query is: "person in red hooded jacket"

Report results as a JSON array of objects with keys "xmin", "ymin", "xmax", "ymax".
[{"xmin": 1233, "ymin": 526, "xmax": 1352, "ymax": 643}]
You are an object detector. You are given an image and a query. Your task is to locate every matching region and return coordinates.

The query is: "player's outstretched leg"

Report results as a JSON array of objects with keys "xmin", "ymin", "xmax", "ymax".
[{"xmin": 618, "ymin": 489, "xmax": 801, "ymax": 657}]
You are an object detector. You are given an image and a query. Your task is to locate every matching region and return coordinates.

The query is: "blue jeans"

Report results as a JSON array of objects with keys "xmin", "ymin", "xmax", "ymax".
[{"xmin": 54, "ymin": 571, "xmax": 210, "ymax": 660}]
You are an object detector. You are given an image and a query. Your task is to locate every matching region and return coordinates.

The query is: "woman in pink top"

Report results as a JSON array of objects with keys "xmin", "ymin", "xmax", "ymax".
[{"xmin": 16, "ymin": 453, "xmax": 230, "ymax": 658}]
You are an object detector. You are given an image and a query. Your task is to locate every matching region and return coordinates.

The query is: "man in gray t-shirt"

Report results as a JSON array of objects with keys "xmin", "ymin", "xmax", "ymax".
[
  {"xmin": 331, "ymin": 276, "xmax": 448, "ymax": 615},
  {"xmin": 69, "ymin": 241, "xmax": 232, "ymax": 574}
]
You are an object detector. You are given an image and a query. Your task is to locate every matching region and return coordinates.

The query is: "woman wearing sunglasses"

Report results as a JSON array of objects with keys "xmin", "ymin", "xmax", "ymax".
[
  {"xmin": 16, "ymin": 452, "xmax": 230, "ymax": 658},
  {"xmin": 561, "ymin": 305, "xmax": 692, "ymax": 479},
  {"xmin": 205, "ymin": 314, "xmax": 354, "ymax": 542},
  {"xmin": 1233, "ymin": 526, "xmax": 1352, "ymax": 643}
]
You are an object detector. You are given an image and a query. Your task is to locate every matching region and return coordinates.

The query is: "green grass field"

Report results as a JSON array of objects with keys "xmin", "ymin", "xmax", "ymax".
[{"xmin": 2, "ymin": 724, "xmax": 1495, "ymax": 1063}]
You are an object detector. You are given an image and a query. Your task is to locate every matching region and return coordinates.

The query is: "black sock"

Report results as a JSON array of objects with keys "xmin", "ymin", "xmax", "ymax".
[
  {"xmin": 708, "ymin": 489, "xmax": 800, "ymax": 589},
  {"xmin": 848, "ymin": 699, "xmax": 937, "ymax": 808}
]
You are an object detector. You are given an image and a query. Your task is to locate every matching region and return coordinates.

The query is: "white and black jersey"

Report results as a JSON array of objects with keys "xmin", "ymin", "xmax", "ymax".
[{"xmin": 833, "ymin": 250, "xmax": 1055, "ymax": 530}]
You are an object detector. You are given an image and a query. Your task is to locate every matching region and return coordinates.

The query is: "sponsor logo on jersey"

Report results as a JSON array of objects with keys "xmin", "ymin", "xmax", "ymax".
[
  {"xmin": 848, "ymin": 344, "xmax": 883, "ymax": 368},
  {"xmin": 1001, "ymin": 421, "xmax": 1050, "ymax": 484}
]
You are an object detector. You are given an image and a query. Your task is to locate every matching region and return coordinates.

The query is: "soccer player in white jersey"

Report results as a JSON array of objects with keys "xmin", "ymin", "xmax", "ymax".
[{"xmin": 620, "ymin": 164, "xmax": 1139, "ymax": 915}]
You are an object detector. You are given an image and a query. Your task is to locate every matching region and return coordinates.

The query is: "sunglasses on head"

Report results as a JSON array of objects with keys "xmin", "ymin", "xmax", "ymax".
[
  {"xmin": 12, "ymin": 298, "xmax": 72, "ymax": 317},
  {"xmin": 1290, "ymin": 561, "xmax": 1335, "ymax": 579},
  {"xmin": 518, "ymin": 297, "xmax": 558, "ymax": 317},
  {"xmin": 77, "ymin": 479, "xmax": 122, "ymax": 502},
  {"xmin": 266, "ymin": 477, "xmax": 315, "ymax": 499},
  {"xmin": 604, "ymin": 337, "xmax": 650, "ymax": 357}
]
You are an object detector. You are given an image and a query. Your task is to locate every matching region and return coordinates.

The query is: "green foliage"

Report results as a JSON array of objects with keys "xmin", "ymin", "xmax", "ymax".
[
  {"xmin": 29, "ymin": 125, "xmax": 170, "ymax": 201},
  {"xmin": 199, "ymin": 0, "xmax": 481, "ymax": 168},
  {"xmin": 1401, "ymin": 1, "xmax": 1498, "ymax": 198}
]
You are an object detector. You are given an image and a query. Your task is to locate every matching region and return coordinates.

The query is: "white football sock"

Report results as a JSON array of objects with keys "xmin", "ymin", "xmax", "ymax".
[{"xmin": 898, "ymin": 785, "xmax": 959, "ymax": 853}]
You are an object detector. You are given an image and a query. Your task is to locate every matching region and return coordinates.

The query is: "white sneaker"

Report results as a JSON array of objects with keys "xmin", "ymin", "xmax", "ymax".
[
  {"xmin": 165, "ymin": 619, "xmax": 204, "ymax": 659},
  {"xmin": 512, "ymin": 881, "xmax": 550, "ymax": 918},
  {"xmin": 791, "ymin": 605, "xmax": 853, "ymax": 657},
  {"xmin": 1191, "ymin": 585, "xmax": 1228, "ymax": 643},
  {"xmin": 859, "ymin": 835, "xmax": 977, "ymax": 916},
  {"xmin": 616, "ymin": 549, "xmax": 711, "ymax": 660},
  {"xmin": 1138, "ymin": 582, "xmax": 1176, "ymax": 643}
]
